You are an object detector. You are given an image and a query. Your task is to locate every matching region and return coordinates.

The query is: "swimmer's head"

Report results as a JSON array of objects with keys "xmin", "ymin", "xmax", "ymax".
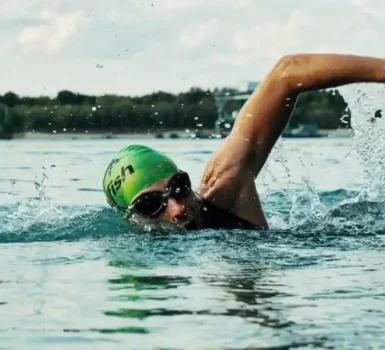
[{"xmin": 102, "ymin": 144, "xmax": 203, "ymax": 229}]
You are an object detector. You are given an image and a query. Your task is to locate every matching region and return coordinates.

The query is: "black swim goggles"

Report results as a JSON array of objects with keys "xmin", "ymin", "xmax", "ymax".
[{"xmin": 124, "ymin": 170, "xmax": 192, "ymax": 219}]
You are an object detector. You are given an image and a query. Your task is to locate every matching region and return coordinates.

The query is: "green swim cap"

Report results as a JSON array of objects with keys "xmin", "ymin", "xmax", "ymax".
[{"xmin": 103, "ymin": 144, "xmax": 179, "ymax": 210}]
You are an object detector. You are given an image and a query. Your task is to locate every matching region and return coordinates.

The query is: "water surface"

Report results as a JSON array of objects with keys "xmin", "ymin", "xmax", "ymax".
[{"xmin": 1, "ymin": 133, "xmax": 385, "ymax": 349}]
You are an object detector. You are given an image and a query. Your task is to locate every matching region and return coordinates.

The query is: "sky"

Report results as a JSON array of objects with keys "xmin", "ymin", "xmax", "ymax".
[{"xmin": 1, "ymin": 0, "xmax": 385, "ymax": 97}]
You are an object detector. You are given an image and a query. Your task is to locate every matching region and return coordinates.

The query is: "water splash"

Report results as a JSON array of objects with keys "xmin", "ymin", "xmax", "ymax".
[
  {"xmin": 263, "ymin": 84, "xmax": 385, "ymax": 234},
  {"xmin": 0, "ymin": 160, "xmax": 129, "ymax": 243},
  {"xmin": 0, "ymin": 205, "xmax": 129, "ymax": 243},
  {"xmin": 343, "ymin": 84, "xmax": 385, "ymax": 200},
  {"xmin": 4, "ymin": 162, "xmax": 57, "ymax": 230},
  {"xmin": 263, "ymin": 138, "xmax": 328, "ymax": 230}
]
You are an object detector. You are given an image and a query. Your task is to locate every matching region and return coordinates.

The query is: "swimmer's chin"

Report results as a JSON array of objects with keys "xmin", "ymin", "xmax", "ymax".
[
  {"xmin": 129, "ymin": 215, "xmax": 199, "ymax": 233},
  {"xmin": 157, "ymin": 217, "xmax": 199, "ymax": 232},
  {"xmin": 137, "ymin": 221, "xmax": 191, "ymax": 234}
]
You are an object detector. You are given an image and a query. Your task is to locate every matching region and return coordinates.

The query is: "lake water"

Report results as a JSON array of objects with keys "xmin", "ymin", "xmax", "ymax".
[{"xmin": 1, "ymin": 130, "xmax": 385, "ymax": 349}]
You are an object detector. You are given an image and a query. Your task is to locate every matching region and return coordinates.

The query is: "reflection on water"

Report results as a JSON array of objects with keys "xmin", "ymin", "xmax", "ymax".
[
  {"xmin": 200, "ymin": 267, "xmax": 294, "ymax": 329},
  {"xmin": 101, "ymin": 253, "xmax": 330, "ymax": 348}
]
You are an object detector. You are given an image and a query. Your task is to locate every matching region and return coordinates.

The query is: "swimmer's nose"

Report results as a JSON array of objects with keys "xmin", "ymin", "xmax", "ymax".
[{"xmin": 166, "ymin": 197, "xmax": 186, "ymax": 222}]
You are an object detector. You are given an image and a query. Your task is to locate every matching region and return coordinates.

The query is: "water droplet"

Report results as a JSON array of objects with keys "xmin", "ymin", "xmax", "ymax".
[
  {"xmin": 63, "ymin": 128, "xmax": 66, "ymax": 132},
  {"xmin": 92, "ymin": 107, "xmax": 97, "ymax": 111},
  {"xmin": 224, "ymin": 123, "xmax": 231, "ymax": 129},
  {"xmin": 53, "ymin": 130, "xmax": 57, "ymax": 133},
  {"xmin": 340, "ymin": 114, "xmax": 349, "ymax": 124}
]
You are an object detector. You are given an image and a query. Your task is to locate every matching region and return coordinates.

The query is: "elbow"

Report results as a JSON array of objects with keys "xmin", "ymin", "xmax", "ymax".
[{"xmin": 270, "ymin": 54, "xmax": 304, "ymax": 92}]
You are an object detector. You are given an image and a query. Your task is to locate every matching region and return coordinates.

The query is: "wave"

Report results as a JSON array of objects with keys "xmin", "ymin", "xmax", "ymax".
[
  {"xmin": 1, "ymin": 189, "xmax": 385, "ymax": 247},
  {"xmin": 0, "ymin": 203, "xmax": 130, "ymax": 244}
]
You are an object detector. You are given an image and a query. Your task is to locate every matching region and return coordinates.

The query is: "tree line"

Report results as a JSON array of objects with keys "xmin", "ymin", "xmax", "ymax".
[{"xmin": 0, "ymin": 87, "xmax": 350, "ymax": 138}]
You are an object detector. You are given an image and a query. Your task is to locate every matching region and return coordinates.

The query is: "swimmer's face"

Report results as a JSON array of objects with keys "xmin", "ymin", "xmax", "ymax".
[{"xmin": 128, "ymin": 172, "xmax": 203, "ymax": 230}]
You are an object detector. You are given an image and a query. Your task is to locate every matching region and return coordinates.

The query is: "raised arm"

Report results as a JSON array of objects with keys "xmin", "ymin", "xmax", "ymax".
[
  {"xmin": 236, "ymin": 54, "xmax": 385, "ymax": 176},
  {"xmin": 207, "ymin": 54, "xmax": 385, "ymax": 180},
  {"xmin": 201, "ymin": 54, "xmax": 385, "ymax": 207}
]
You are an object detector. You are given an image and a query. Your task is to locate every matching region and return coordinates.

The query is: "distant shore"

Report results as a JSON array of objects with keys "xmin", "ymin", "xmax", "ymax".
[
  {"xmin": 13, "ymin": 131, "xmax": 158, "ymax": 140},
  {"xmin": 8, "ymin": 128, "xmax": 354, "ymax": 140}
]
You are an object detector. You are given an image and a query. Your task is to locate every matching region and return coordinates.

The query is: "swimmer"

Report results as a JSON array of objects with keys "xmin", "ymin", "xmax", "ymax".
[{"xmin": 103, "ymin": 54, "xmax": 385, "ymax": 230}]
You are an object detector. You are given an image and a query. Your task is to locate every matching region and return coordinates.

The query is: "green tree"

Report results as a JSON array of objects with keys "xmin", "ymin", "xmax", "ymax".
[{"xmin": 1, "ymin": 92, "xmax": 20, "ymax": 107}]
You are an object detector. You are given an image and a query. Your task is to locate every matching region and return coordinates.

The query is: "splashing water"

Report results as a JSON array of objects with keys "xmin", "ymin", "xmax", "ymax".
[
  {"xmin": 0, "ymin": 159, "xmax": 129, "ymax": 242},
  {"xmin": 258, "ymin": 83, "xmax": 385, "ymax": 235},
  {"xmin": 346, "ymin": 84, "xmax": 385, "ymax": 200}
]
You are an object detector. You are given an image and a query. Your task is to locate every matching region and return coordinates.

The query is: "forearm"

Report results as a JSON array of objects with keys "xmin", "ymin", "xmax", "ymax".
[{"xmin": 277, "ymin": 54, "xmax": 385, "ymax": 94}]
